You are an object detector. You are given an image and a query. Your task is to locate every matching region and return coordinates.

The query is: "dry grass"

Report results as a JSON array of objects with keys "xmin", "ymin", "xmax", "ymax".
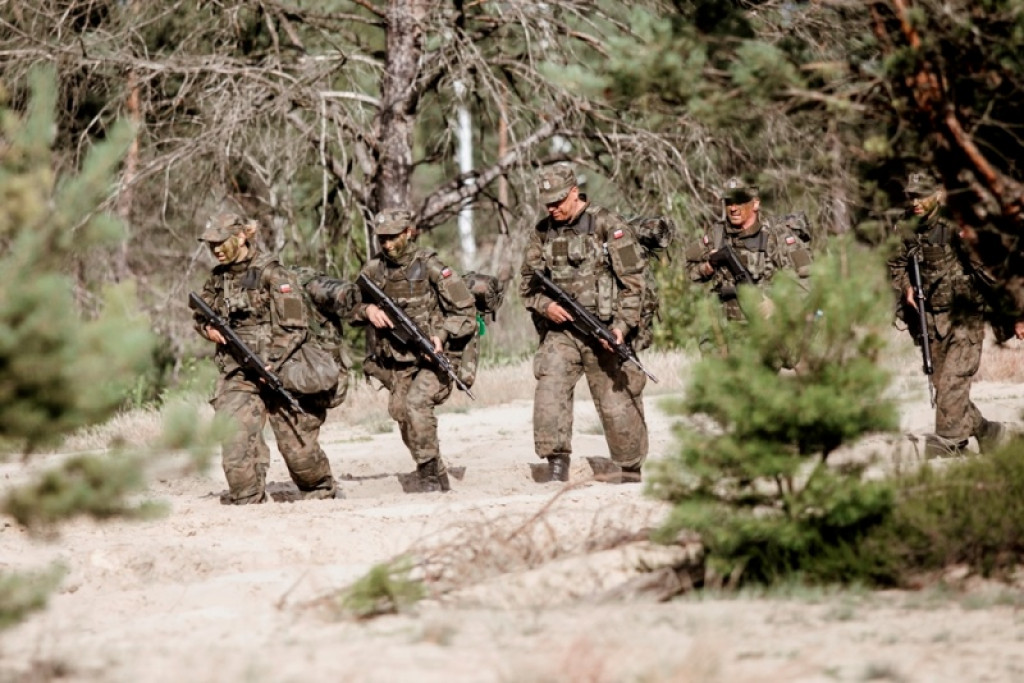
[
  {"xmin": 883, "ymin": 325, "xmax": 1024, "ymax": 386},
  {"xmin": 978, "ymin": 333, "xmax": 1024, "ymax": 382}
]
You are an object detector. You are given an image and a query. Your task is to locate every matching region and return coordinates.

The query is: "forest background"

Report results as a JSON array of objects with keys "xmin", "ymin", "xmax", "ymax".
[
  {"xmin": 4, "ymin": 0, "xmax": 1023, "ymax": 393},
  {"xmin": 4, "ymin": 0, "xmax": 1024, "ymax": 637}
]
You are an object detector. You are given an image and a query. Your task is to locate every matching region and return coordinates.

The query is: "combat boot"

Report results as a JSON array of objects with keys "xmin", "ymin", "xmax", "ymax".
[
  {"xmin": 617, "ymin": 464, "xmax": 642, "ymax": 484},
  {"xmin": 417, "ymin": 458, "xmax": 451, "ymax": 493},
  {"xmin": 924, "ymin": 434, "xmax": 968, "ymax": 460},
  {"xmin": 547, "ymin": 455, "xmax": 570, "ymax": 482},
  {"xmin": 976, "ymin": 419, "xmax": 1009, "ymax": 454}
]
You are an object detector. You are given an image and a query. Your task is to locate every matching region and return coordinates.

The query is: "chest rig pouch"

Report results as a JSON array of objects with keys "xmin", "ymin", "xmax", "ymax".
[
  {"xmin": 220, "ymin": 266, "xmax": 272, "ymax": 343},
  {"xmin": 916, "ymin": 222, "xmax": 958, "ymax": 311},
  {"xmin": 710, "ymin": 223, "xmax": 769, "ymax": 300},
  {"xmin": 542, "ymin": 212, "xmax": 614, "ymax": 320},
  {"xmin": 375, "ymin": 256, "xmax": 435, "ymax": 363}
]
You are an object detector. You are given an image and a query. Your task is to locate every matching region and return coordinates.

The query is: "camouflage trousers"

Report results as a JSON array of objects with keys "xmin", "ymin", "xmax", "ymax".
[
  {"xmin": 212, "ymin": 372, "xmax": 336, "ymax": 504},
  {"xmin": 532, "ymin": 329, "xmax": 648, "ymax": 468},
  {"xmin": 927, "ymin": 312, "xmax": 986, "ymax": 442},
  {"xmin": 386, "ymin": 363, "xmax": 453, "ymax": 465}
]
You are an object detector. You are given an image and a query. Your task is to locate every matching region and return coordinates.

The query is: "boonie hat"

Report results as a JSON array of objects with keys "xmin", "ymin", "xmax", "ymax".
[
  {"xmin": 374, "ymin": 209, "xmax": 415, "ymax": 236},
  {"xmin": 537, "ymin": 164, "xmax": 577, "ymax": 205},
  {"xmin": 721, "ymin": 177, "xmax": 758, "ymax": 204},
  {"xmin": 905, "ymin": 171, "xmax": 940, "ymax": 197},
  {"xmin": 199, "ymin": 213, "xmax": 247, "ymax": 242}
]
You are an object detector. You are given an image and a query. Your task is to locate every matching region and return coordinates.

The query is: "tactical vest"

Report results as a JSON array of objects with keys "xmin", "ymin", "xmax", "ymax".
[
  {"xmin": 710, "ymin": 221, "xmax": 773, "ymax": 284},
  {"xmin": 368, "ymin": 251, "xmax": 443, "ymax": 363},
  {"xmin": 211, "ymin": 251, "xmax": 280, "ymax": 358},
  {"xmin": 908, "ymin": 217, "xmax": 976, "ymax": 312},
  {"xmin": 540, "ymin": 210, "xmax": 617, "ymax": 321}
]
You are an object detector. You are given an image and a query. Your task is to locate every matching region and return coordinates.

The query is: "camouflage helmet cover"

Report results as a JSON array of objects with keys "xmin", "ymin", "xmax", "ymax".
[
  {"xmin": 537, "ymin": 163, "xmax": 578, "ymax": 205},
  {"xmin": 721, "ymin": 177, "xmax": 759, "ymax": 204},
  {"xmin": 905, "ymin": 171, "xmax": 940, "ymax": 197},
  {"xmin": 199, "ymin": 212, "xmax": 249, "ymax": 242},
  {"xmin": 373, "ymin": 209, "xmax": 415, "ymax": 236}
]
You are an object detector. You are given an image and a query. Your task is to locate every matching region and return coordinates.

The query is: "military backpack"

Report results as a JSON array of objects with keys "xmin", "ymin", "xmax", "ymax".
[
  {"xmin": 447, "ymin": 271, "xmax": 506, "ymax": 389},
  {"xmin": 627, "ymin": 215, "xmax": 677, "ymax": 351}
]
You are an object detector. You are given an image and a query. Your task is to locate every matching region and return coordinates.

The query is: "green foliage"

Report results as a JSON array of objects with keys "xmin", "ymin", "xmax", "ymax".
[
  {"xmin": 651, "ymin": 240, "xmax": 900, "ymax": 585},
  {"xmin": 649, "ymin": 255, "xmax": 709, "ymax": 351},
  {"xmin": 874, "ymin": 443, "xmax": 1024, "ymax": 577},
  {"xmin": 2, "ymin": 452, "xmax": 165, "ymax": 530},
  {"xmin": 337, "ymin": 558, "xmax": 425, "ymax": 620},
  {"xmin": 0, "ymin": 67, "xmax": 155, "ymax": 451},
  {"xmin": 0, "ymin": 564, "xmax": 66, "ymax": 631}
]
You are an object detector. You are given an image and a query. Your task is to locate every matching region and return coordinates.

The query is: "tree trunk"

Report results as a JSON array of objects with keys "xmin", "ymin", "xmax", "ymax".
[{"xmin": 376, "ymin": 0, "xmax": 429, "ymax": 214}]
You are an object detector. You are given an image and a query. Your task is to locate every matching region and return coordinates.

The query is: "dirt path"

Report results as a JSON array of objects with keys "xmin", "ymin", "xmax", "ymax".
[{"xmin": 2, "ymin": 375, "xmax": 1024, "ymax": 682}]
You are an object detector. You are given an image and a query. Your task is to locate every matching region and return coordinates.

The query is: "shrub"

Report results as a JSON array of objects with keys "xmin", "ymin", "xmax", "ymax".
[{"xmin": 650, "ymin": 239, "xmax": 901, "ymax": 585}]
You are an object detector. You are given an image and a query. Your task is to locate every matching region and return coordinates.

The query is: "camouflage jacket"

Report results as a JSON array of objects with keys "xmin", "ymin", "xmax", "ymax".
[
  {"xmin": 352, "ymin": 248, "xmax": 477, "ymax": 364},
  {"xmin": 195, "ymin": 247, "xmax": 308, "ymax": 375},
  {"xmin": 519, "ymin": 202, "xmax": 647, "ymax": 336},
  {"xmin": 888, "ymin": 211, "xmax": 985, "ymax": 328},
  {"xmin": 684, "ymin": 215, "xmax": 811, "ymax": 297}
]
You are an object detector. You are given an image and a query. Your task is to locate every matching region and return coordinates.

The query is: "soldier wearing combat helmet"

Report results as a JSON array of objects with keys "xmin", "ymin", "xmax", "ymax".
[
  {"xmin": 194, "ymin": 212, "xmax": 339, "ymax": 504},
  {"xmin": 350, "ymin": 208, "xmax": 477, "ymax": 492},
  {"xmin": 888, "ymin": 171, "xmax": 1008, "ymax": 457},
  {"xmin": 519, "ymin": 163, "xmax": 650, "ymax": 484}
]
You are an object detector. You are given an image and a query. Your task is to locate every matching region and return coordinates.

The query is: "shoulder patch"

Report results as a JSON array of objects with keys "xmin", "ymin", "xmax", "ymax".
[
  {"xmin": 702, "ymin": 234, "xmax": 710, "ymax": 245},
  {"xmin": 280, "ymin": 283, "xmax": 292, "ymax": 293},
  {"xmin": 441, "ymin": 267, "xmax": 453, "ymax": 279},
  {"xmin": 785, "ymin": 236, "xmax": 795, "ymax": 245},
  {"xmin": 612, "ymin": 229, "xmax": 624, "ymax": 240}
]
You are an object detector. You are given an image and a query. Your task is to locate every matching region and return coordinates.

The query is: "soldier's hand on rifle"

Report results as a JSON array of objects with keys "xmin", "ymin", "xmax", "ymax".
[
  {"xmin": 205, "ymin": 326, "xmax": 227, "ymax": 345},
  {"xmin": 431, "ymin": 336, "xmax": 443, "ymax": 353},
  {"xmin": 599, "ymin": 327, "xmax": 625, "ymax": 353},
  {"xmin": 544, "ymin": 302, "xmax": 575, "ymax": 325},
  {"xmin": 366, "ymin": 304, "xmax": 394, "ymax": 329},
  {"xmin": 1015, "ymin": 320, "xmax": 1024, "ymax": 340},
  {"xmin": 904, "ymin": 286, "xmax": 918, "ymax": 310},
  {"xmin": 699, "ymin": 260, "xmax": 715, "ymax": 277}
]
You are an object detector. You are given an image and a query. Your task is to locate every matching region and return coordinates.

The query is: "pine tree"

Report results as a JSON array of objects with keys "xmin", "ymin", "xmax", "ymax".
[
  {"xmin": 0, "ymin": 67, "xmax": 163, "ymax": 629},
  {"xmin": 649, "ymin": 241, "xmax": 902, "ymax": 585},
  {"xmin": 0, "ymin": 67, "xmax": 155, "ymax": 451}
]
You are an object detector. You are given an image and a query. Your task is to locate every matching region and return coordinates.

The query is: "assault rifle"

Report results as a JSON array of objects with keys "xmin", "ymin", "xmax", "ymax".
[
  {"xmin": 708, "ymin": 242, "xmax": 755, "ymax": 286},
  {"xmin": 531, "ymin": 270, "xmax": 659, "ymax": 383},
  {"xmin": 908, "ymin": 251, "xmax": 935, "ymax": 406},
  {"xmin": 188, "ymin": 292, "xmax": 303, "ymax": 413},
  {"xmin": 355, "ymin": 273, "xmax": 475, "ymax": 399}
]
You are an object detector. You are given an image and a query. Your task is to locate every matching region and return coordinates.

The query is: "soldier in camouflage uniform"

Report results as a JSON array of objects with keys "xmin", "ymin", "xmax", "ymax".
[
  {"xmin": 888, "ymin": 172, "xmax": 1007, "ymax": 458},
  {"xmin": 685, "ymin": 177, "xmax": 812, "ymax": 322},
  {"xmin": 519, "ymin": 164, "xmax": 649, "ymax": 484},
  {"xmin": 194, "ymin": 213, "xmax": 338, "ymax": 504},
  {"xmin": 351, "ymin": 209, "xmax": 477, "ymax": 492}
]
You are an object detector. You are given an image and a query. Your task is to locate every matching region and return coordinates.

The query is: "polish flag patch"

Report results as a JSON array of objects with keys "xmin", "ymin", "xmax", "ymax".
[
  {"xmin": 279, "ymin": 284, "xmax": 292, "ymax": 293},
  {"xmin": 785, "ymin": 236, "xmax": 796, "ymax": 245},
  {"xmin": 702, "ymin": 235, "xmax": 710, "ymax": 245},
  {"xmin": 613, "ymin": 229, "xmax": 624, "ymax": 240},
  {"xmin": 441, "ymin": 267, "xmax": 453, "ymax": 278}
]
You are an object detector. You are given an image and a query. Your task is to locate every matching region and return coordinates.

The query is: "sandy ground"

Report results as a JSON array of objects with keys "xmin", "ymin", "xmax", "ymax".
[{"xmin": 3, "ymin": 357, "xmax": 1024, "ymax": 683}]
